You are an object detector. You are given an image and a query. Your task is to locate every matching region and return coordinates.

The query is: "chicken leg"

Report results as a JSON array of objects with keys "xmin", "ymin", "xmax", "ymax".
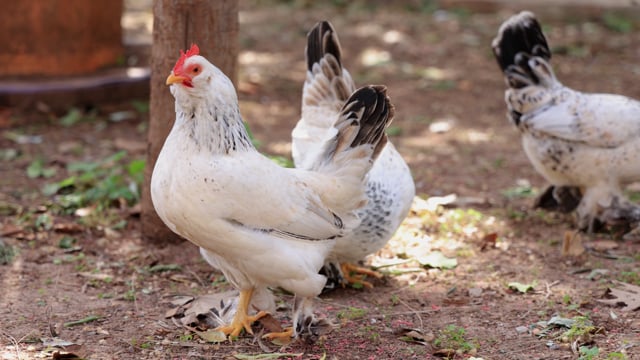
[
  {"xmin": 216, "ymin": 288, "xmax": 268, "ymax": 338},
  {"xmin": 341, "ymin": 263, "xmax": 383, "ymax": 289},
  {"xmin": 262, "ymin": 327, "xmax": 294, "ymax": 343},
  {"xmin": 263, "ymin": 296, "xmax": 331, "ymax": 343}
]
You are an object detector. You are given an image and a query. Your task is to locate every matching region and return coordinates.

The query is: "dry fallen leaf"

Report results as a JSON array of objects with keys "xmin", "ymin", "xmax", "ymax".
[
  {"xmin": 128, "ymin": 203, "xmax": 142, "ymax": 216},
  {"xmin": 77, "ymin": 272, "xmax": 115, "ymax": 282},
  {"xmin": 53, "ymin": 222, "xmax": 83, "ymax": 234},
  {"xmin": 584, "ymin": 239, "xmax": 619, "ymax": 252},
  {"xmin": 562, "ymin": 230, "xmax": 584, "ymax": 257},
  {"xmin": 257, "ymin": 313, "xmax": 283, "ymax": 334},
  {"xmin": 0, "ymin": 223, "xmax": 23, "ymax": 237},
  {"xmin": 166, "ymin": 291, "xmax": 239, "ymax": 329},
  {"xmin": 480, "ymin": 233, "xmax": 498, "ymax": 251},
  {"xmin": 51, "ymin": 351, "xmax": 83, "ymax": 359},
  {"xmin": 433, "ymin": 348, "xmax": 456, "ymax": 358},
  {"xmin": 41, "ymin": 338, "xmax": 76, "ymax": 347},
  {"xmin": 397, "ymin": 327, "xmax": 434, "ymax": 345},
  {"xmin": 598, "ymin": 281, "xmax": 640, "ymax": 311},
  {"xmin": 193, "ymin": 329, "xmax": 227, "ymax": 343}
]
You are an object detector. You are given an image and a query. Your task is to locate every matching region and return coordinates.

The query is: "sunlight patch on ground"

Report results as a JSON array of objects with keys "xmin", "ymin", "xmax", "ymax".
[
  {"xmin": 359, "ymin": 48, "xmax": 392, "ymax": 67},
  {"xmin": 352, "ymin": 23, "xmax": 386, "ymax": 38},
  {"xmin": 370, "ymin": 196, "xmax": 511, "ymax": 278},
  {"xmin": 0, "ymin": 348, "xmax": 21, "ymax": 360},
  {"xmin": 382, "ymin": 30, "xmax": 406, "ymax": 44},
  {"xmin": 465, "ymin": 129, "xmax": 491, "ymax": 144},
  {"xmin": 239, "ymin": 51, "xmax": 281, "ymax": 66}
]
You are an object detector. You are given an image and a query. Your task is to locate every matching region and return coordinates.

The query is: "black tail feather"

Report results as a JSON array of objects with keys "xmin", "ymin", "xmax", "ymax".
[
  {"xmin": 344, "ymin": 85, "xmax": 392, "ymax": 159},
  {"xmin": 492, "ymin": 11, "xmax": 551, "ymax": 73},
  {"xmin": 312, "ymin": 86, "xmax": 392, "ymax": 170},
  {"xmin": 306, "ymin": 20, "xmax": 342, "ymax": 72}
]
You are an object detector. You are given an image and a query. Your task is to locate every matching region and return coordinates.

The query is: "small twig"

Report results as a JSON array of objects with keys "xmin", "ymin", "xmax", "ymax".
[
  {"xmin": 571, "ymin": 339, "xmax": 580, "ymax": 354},
  {"xmin": 130, "ymin": 275, "xmax": 139, "ymax": 314},
  {"xmin": 518, "ymin": 309, "xmax": 532, "ymax": 319},
  {"xmin": 64, "ymin": 315, "xmax": 100, "ymax": 327},
  {"xmin": 187, "ymin": 268, "xmax": 207, "ymax": 288},
  {"xmin": 370, "ymin": 259, "xmax": 413, "ymax": 269},
  {"xmin": 370, "ymin": 310, "xmax": 435, "ymax": 318},
  {"xmin": 1, "ymin": 331, "xmax": 21, "ymax": 360},
  {"xmin": 397, "ymin": 298, "xmax": 424, "ymax": 330},
  {"xmin": 45, "ymin": 305, "xmax": 57, "ymax": 337},
  {"xmin": 388, "ymin": 284, "xmax": 415, "ymax": 295},
  {"xmin": 585, "ymin": 248, "xmax": 620, "ymax": 259},
  {"xmin": 544, "ymin": 280, "xmax": 560, "ymax": 299}
]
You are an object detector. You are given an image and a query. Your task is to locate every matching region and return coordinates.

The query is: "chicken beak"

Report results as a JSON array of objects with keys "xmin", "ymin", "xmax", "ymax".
[{"xmin": 166, "ymin": 72, "xmax": 187, "ymax": 85}]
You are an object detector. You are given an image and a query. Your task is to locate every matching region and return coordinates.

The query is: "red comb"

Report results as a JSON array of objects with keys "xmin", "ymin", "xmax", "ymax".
[{"xmin": 172, "ymin": 44, "xmax": 200, "ymax": 74}]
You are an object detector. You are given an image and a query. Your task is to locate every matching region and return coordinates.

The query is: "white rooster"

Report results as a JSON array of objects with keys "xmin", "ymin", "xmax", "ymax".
[
  {"xmin": 492, "ymin": 11, "xmax": 640, "ymax": 233},
  {"xmin": 151, "ymin": 44, "xmax": 394, "ymax": 341},
  {"xmin": 292, "ymin": 21, "xmax": 415, "ymax": 289}
]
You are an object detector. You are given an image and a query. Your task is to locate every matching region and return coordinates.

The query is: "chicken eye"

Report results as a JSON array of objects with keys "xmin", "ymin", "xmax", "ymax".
[{"xmin": 193, "ymin": 66, "xmax": 200, "ymax": 73}]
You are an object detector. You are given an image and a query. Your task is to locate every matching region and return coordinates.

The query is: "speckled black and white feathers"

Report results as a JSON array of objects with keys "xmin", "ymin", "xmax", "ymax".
[
  {"xmin": 322, "ymin": 85, "xmax": 390, "ymax": 164},
  {"xmin": 492, "ymin": 11, "xmax": 640, "ymax": 233},
  {"xmin": 294, "ymin": 21, "xmax": 415, "ymax": 291}
]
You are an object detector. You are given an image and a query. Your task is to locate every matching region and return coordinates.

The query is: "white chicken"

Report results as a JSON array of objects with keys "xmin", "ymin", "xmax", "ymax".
[
  {"xmin": 151, "ymin": 44, "xmax": 394, "ymax": 341},
  {"xmin": 292, "ymin": 21, "xmax": 415, "ymax": 289},
  {"xmin": 492, "ymin": 11, "xmax": 640, "ymax": 232}
]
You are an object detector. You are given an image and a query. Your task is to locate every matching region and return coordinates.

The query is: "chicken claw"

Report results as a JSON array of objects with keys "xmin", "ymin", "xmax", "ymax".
[
  {"xmin": 262, "ymin": 327, "xmax": 294, "ymax": 343},
  {"xmin": 216, "ymin": 289, "xmax": 268, "ymax": 338},
  {"xmin": 341, "ymin": 263, "xmax": 383, "ymax": 289}
]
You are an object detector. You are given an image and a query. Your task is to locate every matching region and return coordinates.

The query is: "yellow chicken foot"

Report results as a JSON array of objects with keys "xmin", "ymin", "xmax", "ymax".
[
  {"xmin": 341, "ymin": 263, "xmax": 383, "ymax": 288},
  {"xmin": 216, "ymin": 288, "xmax": 268, "ymax": 338},
  {"xmin": 262, "ymin": 327, "xmax": 294, "ymax": 342}
]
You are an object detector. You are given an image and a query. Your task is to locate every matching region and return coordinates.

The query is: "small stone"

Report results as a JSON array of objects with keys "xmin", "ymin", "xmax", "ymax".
[
  {"xmin": 515, "ymin": 326, "xmax": 528, "ymax": 334},
  {"xmin": 429, "ymin": 119, "xmax": 454, "ymax": 133},
  {"xmin": 468, "ymin": 287, "xmax": 483, "ymax": 297}
]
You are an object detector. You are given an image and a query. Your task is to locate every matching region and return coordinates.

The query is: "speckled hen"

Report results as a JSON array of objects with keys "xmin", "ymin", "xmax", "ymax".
[
  {"xmin": 492, "ymin": 11, "xmax": 640, "ymax": 232},
  {"xmin": 151, "ymin": 44, "xmax": 394, "ymax": 341},
  {"xmin": 292, "ymin": 21, "xmax": 415, "ymax": 289}
]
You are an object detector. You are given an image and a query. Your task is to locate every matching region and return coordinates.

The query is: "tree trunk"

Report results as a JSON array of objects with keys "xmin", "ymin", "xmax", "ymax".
[{"xmin": 142, "ymin": 0, "xmax": 238, "ymax": 242}]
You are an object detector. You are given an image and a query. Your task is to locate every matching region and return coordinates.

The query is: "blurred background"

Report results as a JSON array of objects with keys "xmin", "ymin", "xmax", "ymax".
[{"xmin": 1, "ymin": 1, "xmax": 639, "ymax": 359}]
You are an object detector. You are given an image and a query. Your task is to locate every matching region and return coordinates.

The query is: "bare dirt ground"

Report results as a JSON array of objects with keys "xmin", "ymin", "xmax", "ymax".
[{"xmin": 2, "ymin": 1, "xmax": 640, "ymax": 359}]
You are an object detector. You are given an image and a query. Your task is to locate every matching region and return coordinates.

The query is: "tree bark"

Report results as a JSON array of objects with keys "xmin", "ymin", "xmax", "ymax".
[{"xmin": 142, "ymin": 0, "xmax": 238, "ymax": 242}]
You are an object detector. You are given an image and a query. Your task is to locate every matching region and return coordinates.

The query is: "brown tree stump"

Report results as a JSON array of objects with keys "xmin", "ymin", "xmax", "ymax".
[{"xmin": 141, "ymin": 0, "xmax": 239, "ymax": 242}]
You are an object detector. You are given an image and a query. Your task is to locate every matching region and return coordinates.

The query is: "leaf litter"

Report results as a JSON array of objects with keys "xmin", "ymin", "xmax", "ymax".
[
  {"xmin": 598, "ymin": 281, "xmax": 640, "ymax": 311},
  {"xmin": 165, "ymin": 291, "xmax": 239, "ymax": 330}
]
